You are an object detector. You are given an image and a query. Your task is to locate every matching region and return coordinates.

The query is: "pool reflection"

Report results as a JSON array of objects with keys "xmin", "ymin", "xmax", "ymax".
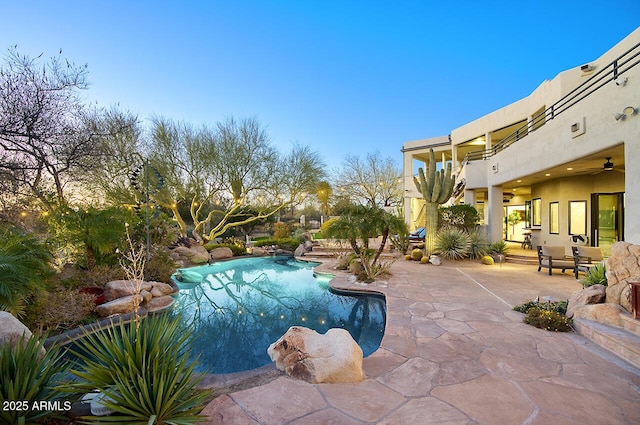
[{"xmin": 172, "ymin": 256, "xmax": 386, "ymax": 374}]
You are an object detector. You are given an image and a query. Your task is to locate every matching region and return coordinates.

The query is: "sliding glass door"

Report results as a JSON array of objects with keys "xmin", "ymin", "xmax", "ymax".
[{"xmin": 590, "ymin": 192, "xmax": 624, "ymax": 257}]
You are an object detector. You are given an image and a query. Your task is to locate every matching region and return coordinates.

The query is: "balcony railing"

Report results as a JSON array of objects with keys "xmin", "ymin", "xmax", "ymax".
[{"xmin": 463, "ymin": 39, "xmax": 640, "ymax": 164}]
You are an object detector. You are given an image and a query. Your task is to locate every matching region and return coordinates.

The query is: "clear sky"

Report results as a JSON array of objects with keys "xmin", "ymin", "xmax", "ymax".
[{"xmin": 1, "ymin": 1, "xmax": 639, "ymax": 169}]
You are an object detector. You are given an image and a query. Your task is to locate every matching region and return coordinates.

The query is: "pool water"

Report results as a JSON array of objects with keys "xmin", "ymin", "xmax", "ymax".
[{"xmin": 172, "ymin": 256, "xmax": 386, "ymax": 374}]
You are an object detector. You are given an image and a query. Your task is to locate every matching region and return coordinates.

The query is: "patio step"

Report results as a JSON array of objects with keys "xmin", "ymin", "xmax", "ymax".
[
  {"xmin": 573, "ymin": 317, "xmax": 640, "ymax": 369},
  {"xmin": 505, "ymin": 254, "xmax": 538, "ymax": 265}
]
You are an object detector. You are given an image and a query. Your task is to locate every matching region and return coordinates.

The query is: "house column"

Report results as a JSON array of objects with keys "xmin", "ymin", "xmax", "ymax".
[
  {"xmin": 403, "ymin": 150, "xmax": 415, "ymax": 227},
  {"xmin": 464, "ymin": 189, "xmax": 476, "ymax": 206},
  {"xmin": 487, "ymin": 185, "xmax": 504, "ymax": 243}
]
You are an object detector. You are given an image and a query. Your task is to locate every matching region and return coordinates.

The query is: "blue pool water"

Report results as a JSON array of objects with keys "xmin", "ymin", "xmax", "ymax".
[{"xmin": 172, "ymin": 256, "xmax": 386, "ymax": 374}]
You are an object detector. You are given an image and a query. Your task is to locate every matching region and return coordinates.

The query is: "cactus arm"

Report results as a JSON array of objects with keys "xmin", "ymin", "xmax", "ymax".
[
  {"xmin": 426, "ymin": 149, "xmax": 436, "ymax": 197},
  {"xmin": 436, "ymin": 164, "xmax": 454, "ymax": 204}
]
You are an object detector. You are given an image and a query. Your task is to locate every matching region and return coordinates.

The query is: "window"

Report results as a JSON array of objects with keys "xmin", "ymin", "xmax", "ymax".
[
  {"xmin": 569, "ymin": 200, "xmax": 587, "ymax": 235},
  {"xmin": 532, "ymin": 198, "xmax": 542, "ymax": 227},
  {"xmin": 549, "ymin": 202, "xmax": 559, "ymax": 234}
]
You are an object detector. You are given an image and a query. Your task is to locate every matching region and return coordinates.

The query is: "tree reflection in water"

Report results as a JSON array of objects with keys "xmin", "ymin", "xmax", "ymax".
[{"xmin": 172, "ymin": 256, "xmax": 385, "ymax": 374}]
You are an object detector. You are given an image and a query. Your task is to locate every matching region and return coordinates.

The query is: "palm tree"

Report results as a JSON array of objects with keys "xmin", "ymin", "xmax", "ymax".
[
  {"xmin": 0, "ymin": 226, "xmax": 53, "ymax": 317},
  {"xmin": 324, "ymin": 205, "xmax": 407, "ymax": 280}
]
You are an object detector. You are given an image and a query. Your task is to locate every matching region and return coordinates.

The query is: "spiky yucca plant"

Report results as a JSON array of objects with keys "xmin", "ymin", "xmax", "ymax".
[
  {"xmin": 0, "ymin": 334, "xmax": 70, "ymax": 425},
  {"xmin": 435, "ymin": 227, "xmax": 471, "ymax": 260},
  {"xmin": 64, "ymin": 313, "xmax": 212, "ymax": 424},
  {"xmin": 468, "ymin": 229, "xmax": 490, "ymax": 259}
]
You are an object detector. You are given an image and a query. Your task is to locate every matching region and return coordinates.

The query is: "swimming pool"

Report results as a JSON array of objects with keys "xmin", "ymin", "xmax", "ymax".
[{"xmin": 172, "ymin": 256, "xmax": 386, "ymax": 374}]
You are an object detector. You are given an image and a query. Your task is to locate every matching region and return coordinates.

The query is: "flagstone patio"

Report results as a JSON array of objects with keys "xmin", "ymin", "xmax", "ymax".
[{"xmin": 201, "ymin": 258, "xmax": 640, "ymax": 425}]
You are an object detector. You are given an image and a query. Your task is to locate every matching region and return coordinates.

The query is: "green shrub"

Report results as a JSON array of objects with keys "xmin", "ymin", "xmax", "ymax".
[
  {"xmin": 273, "ymin": 222, "xmax": 291, "ymax": 239},
  {"xmin": 0, "ymin": 226, "xmax": 54, "ymax": 318},
  {"xmin": 318, "ymin": 218, "xmax": 339, "ymax": 239},
  {"xmin": 513, "ymin": 299, "xmax": 568, "ymax": 316},
  {"xmin": 524, "ymin": 307, "xmax": 572, "ymax": 332},
  {"xmin": 336, "ymin": 252, "xmax": 358, "ymax": 270},
  {"xmin": 205, "ymin": 242, "xmax": 246, "ymax": 257},
  {"xmin": 1, "ymin": 335, "xmax": 70, "ymax": 425},
  {"xmin": 64, "ymin": 314, "xmax": 212, "ymax": 424},
  {"xmin": 254, "ymin": 238, "xmax": 301, "ymax": 251},
  {"xmin": 435, "ymin": 227, "xmax": 471, "ymax": 260},
  {"xmin": 439, "ymin": 204, "xmax": 480, "ymax": 231},
  {"xmin": 488, "ymin": 241, "xmax": 509, "ymax": 256},
  {"xmin": 468, "ymin": 230, "xmax": 490, "ymax": 259},
  {"xmin": 23, "ymin": 285, "xmax": 97, "ymax": 335},
  {"xmin": 145, "ymin": 248, "xmax": 178, "ymax": 282},
  {"xmin": 581, "ymin": 262, "xmax": 607, "ymax": 288}
]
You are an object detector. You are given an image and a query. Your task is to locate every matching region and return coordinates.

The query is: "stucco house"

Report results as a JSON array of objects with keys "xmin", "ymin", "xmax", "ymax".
[{"xmin": 403, "ymin": 27, "xmax": 640, "ymax": 257}]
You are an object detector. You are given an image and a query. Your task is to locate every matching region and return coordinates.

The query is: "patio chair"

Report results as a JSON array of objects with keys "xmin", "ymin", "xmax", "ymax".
[
  {"xmin": 537, "ymin": 245, "xmax": 574, "ymax": 276},
  {"xmin": 572, "ymin": 246, "xmax": 604, "ymax": 279}
]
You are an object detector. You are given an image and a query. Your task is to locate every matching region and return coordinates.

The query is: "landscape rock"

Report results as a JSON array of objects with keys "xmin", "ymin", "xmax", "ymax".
[
  {"xmin": 572, "ymin": 303, "xmax": 625, "ymax": 327},
  {"xmin": 144, "ymin": 296, "xmax": 175, "ymax": 313},
  {"xmin": 150, "ymin": 282, "xmax": 175, "ymax": 297},
  {"xmin": 105, "ymin": 280, "xmax": 152, "ymax": 301},
  {"xmin": 210, "ymin": 246, "xmax": 233, "ymax": 260},
  {"xmin": 566, "ymin": 284, "xmax": 606, "ymax": 318},
  {"xmin": 267, "ymin": 326, "xmax": 364, "ymax": 384},
  {"xmin": 0, "ymin": 311, "xmax": 45, "ymax": 356},
  {"xmin": 172, "ymin": 245, "xmax": 210, "ymax": 264},
  {"xmin": 294, "ymin": 244, "xmax": 305, "ymax": 257},
  {"xmin": 429, "ymin": 255, "xmax": 442, "ymax": 266},
  {"xmin": 605, "ymin": 241, "xmax": 640, "ymax": 311},
  {"xmin": 96, "ymin": 294, "xmax": 144, "ymax": 317}
]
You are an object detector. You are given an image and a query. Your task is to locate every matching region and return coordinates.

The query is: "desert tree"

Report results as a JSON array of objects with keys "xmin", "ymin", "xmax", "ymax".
[
  {"xmin": 0, "ymin": 47, "xmax": 135, "ymax": 210},
  {"xmin": 146, "ymin": 116, "xmax": 325, "ymax": 242},
  {"xmin": 334, "ymin": 150, "xmax": 402, "ymax": 208}
]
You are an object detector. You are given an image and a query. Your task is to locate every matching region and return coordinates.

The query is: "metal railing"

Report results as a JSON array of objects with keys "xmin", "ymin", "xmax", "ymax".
[{"xmin": 463, "ymin": 39, "xmax": 640, "ymax": 164}]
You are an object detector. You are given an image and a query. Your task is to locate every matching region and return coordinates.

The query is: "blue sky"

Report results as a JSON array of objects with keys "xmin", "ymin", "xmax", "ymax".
[{"xmin": 1, "ymin": 1, "xmax": 639, "ymax": 169}]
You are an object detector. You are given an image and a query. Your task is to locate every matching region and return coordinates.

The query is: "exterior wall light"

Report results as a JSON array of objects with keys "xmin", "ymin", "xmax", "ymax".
[{"xmin": 614, "ymin": 106, "xmax": 637, "ymax": 121}]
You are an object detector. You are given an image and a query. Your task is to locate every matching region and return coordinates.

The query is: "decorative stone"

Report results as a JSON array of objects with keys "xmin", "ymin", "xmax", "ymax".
[
  {"xmin": 173, "ymin": 245, "xmax": 210, "ymax": 264},
  {"xmin": 104, "ymin": 280, "xmax": 152, "ymax": 301},
  {"xmin": 150, "ymin": 282, "xmax": 175, "ymax": 297},
  {"xmin": 429, "ymin": 255, "xmax": 442, "ymax": 266},
  {"xmin": 605, "ymin": 241, "xmax": 640, "ymax": 311},
  {"xmin": 572, "ymin": 303, "xmax": 625, "ymax": 328},
  {"xmin": 144, "ymin": 296, "xmax": 175, "ymax": 313},
  {"xmin": 294, "ymin": 244, "xmax": 305, "ymax": 257},
  {"xmin": 566, "ymin": 284, "xmax": 606, "ymax": 318},
  {"xmin": 0, "ymin": 311, "xmax": 45, "ymax": 357},
  {"xmin": 210, "ymin": 246, "xmax": 233, "ymax": 260},
  {"xmin": 96, "ymin": 294, "xmax": 144, "ymax": 317},
  {"xmin": 267, "ymin": 326, "xmax": 364, "ymax": 384}
]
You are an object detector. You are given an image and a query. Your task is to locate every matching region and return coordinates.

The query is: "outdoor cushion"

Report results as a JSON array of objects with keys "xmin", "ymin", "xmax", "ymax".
[
  {"xmin": 575, "ymin": 246, "xmax": 604, "ymax": 262},
  {"xmin": 541, "ymin": 259, "xmax": 575, "ymax": 268},
  {"xmin": 541, "ymin": 245, "xmax": 566, "ymax": 260}
]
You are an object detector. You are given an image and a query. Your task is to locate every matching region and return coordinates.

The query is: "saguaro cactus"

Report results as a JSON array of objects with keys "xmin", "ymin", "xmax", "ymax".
[{"xmin": 413, "ymin": 148, "xmax": 455, "ymax": 256}]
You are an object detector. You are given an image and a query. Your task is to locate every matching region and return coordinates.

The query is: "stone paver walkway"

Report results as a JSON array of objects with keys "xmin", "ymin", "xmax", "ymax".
[{"xmin": 201, "ymin": 259, "xmax": 640, "ymax": 425}]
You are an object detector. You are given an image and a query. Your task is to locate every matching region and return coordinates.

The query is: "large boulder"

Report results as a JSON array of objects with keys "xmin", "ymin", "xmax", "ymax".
[
  {"xmin": 267, "ymin": 326, "xmax": 364, "ymax": 384},
  {"xmin": 573, "ymin": 303, "xmax": 625, "ymax": 327},
  {"xmin": 605, "ymin": 241, "xmax": 640, "ymax": 311},
  {"xmin": 105, "ymin": 280, "xmax": 152, "ymax": 301},
  {"xmin": 210, "ymin": 247, "xmax": 233, "ymax": 260},
  {"xmin": 96, "ymin": 294, "xmax": 144, "ymax": 317},
  {"xmin": 566, "ymin": 284, "xmax": 606, "ymax": 318},
  {"xmin": 172, "ymin": 245, "xmax": 210, "ymax": 265},
  {"xmin": 149, "ymin": 282, "xmax": 176, "ymax": 297},
  {"xmin": 0, "ymin": 311, "xmax": 45, "ymax": 356},
  {"xmin": 144, "ymin": 295, "xmax": 175, "ymax": 313}
]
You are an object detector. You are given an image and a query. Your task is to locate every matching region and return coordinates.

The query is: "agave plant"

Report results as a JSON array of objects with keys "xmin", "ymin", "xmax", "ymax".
[
  {"xmin": 0, "ymin": 334, "xmax": 70, "ymax": 425},
  {"xmin": 468, "ymin": 229, "xmax": 490, "ymax": 259},
  {"xmin": 581, "ymin": 262, "xmax": 607, "ymax": 288},
  {"xmin": 435, "ymin": 227, "xmax": 471, "ymax": 260},
  {"xmin": 64, "ymin": 313, "xmax": 212, "ymax": 424}
]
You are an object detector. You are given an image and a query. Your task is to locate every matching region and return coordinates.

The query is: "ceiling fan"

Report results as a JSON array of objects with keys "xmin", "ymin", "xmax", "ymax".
[{"xmin": 589, "ymin": 157, "xmax": 624, "ymax": 175}]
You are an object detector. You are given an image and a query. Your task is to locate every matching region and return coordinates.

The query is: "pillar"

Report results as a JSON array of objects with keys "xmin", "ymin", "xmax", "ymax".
[{"xmin": 487, "ymin": 185, "xmax": 504, "ymax": 243}]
